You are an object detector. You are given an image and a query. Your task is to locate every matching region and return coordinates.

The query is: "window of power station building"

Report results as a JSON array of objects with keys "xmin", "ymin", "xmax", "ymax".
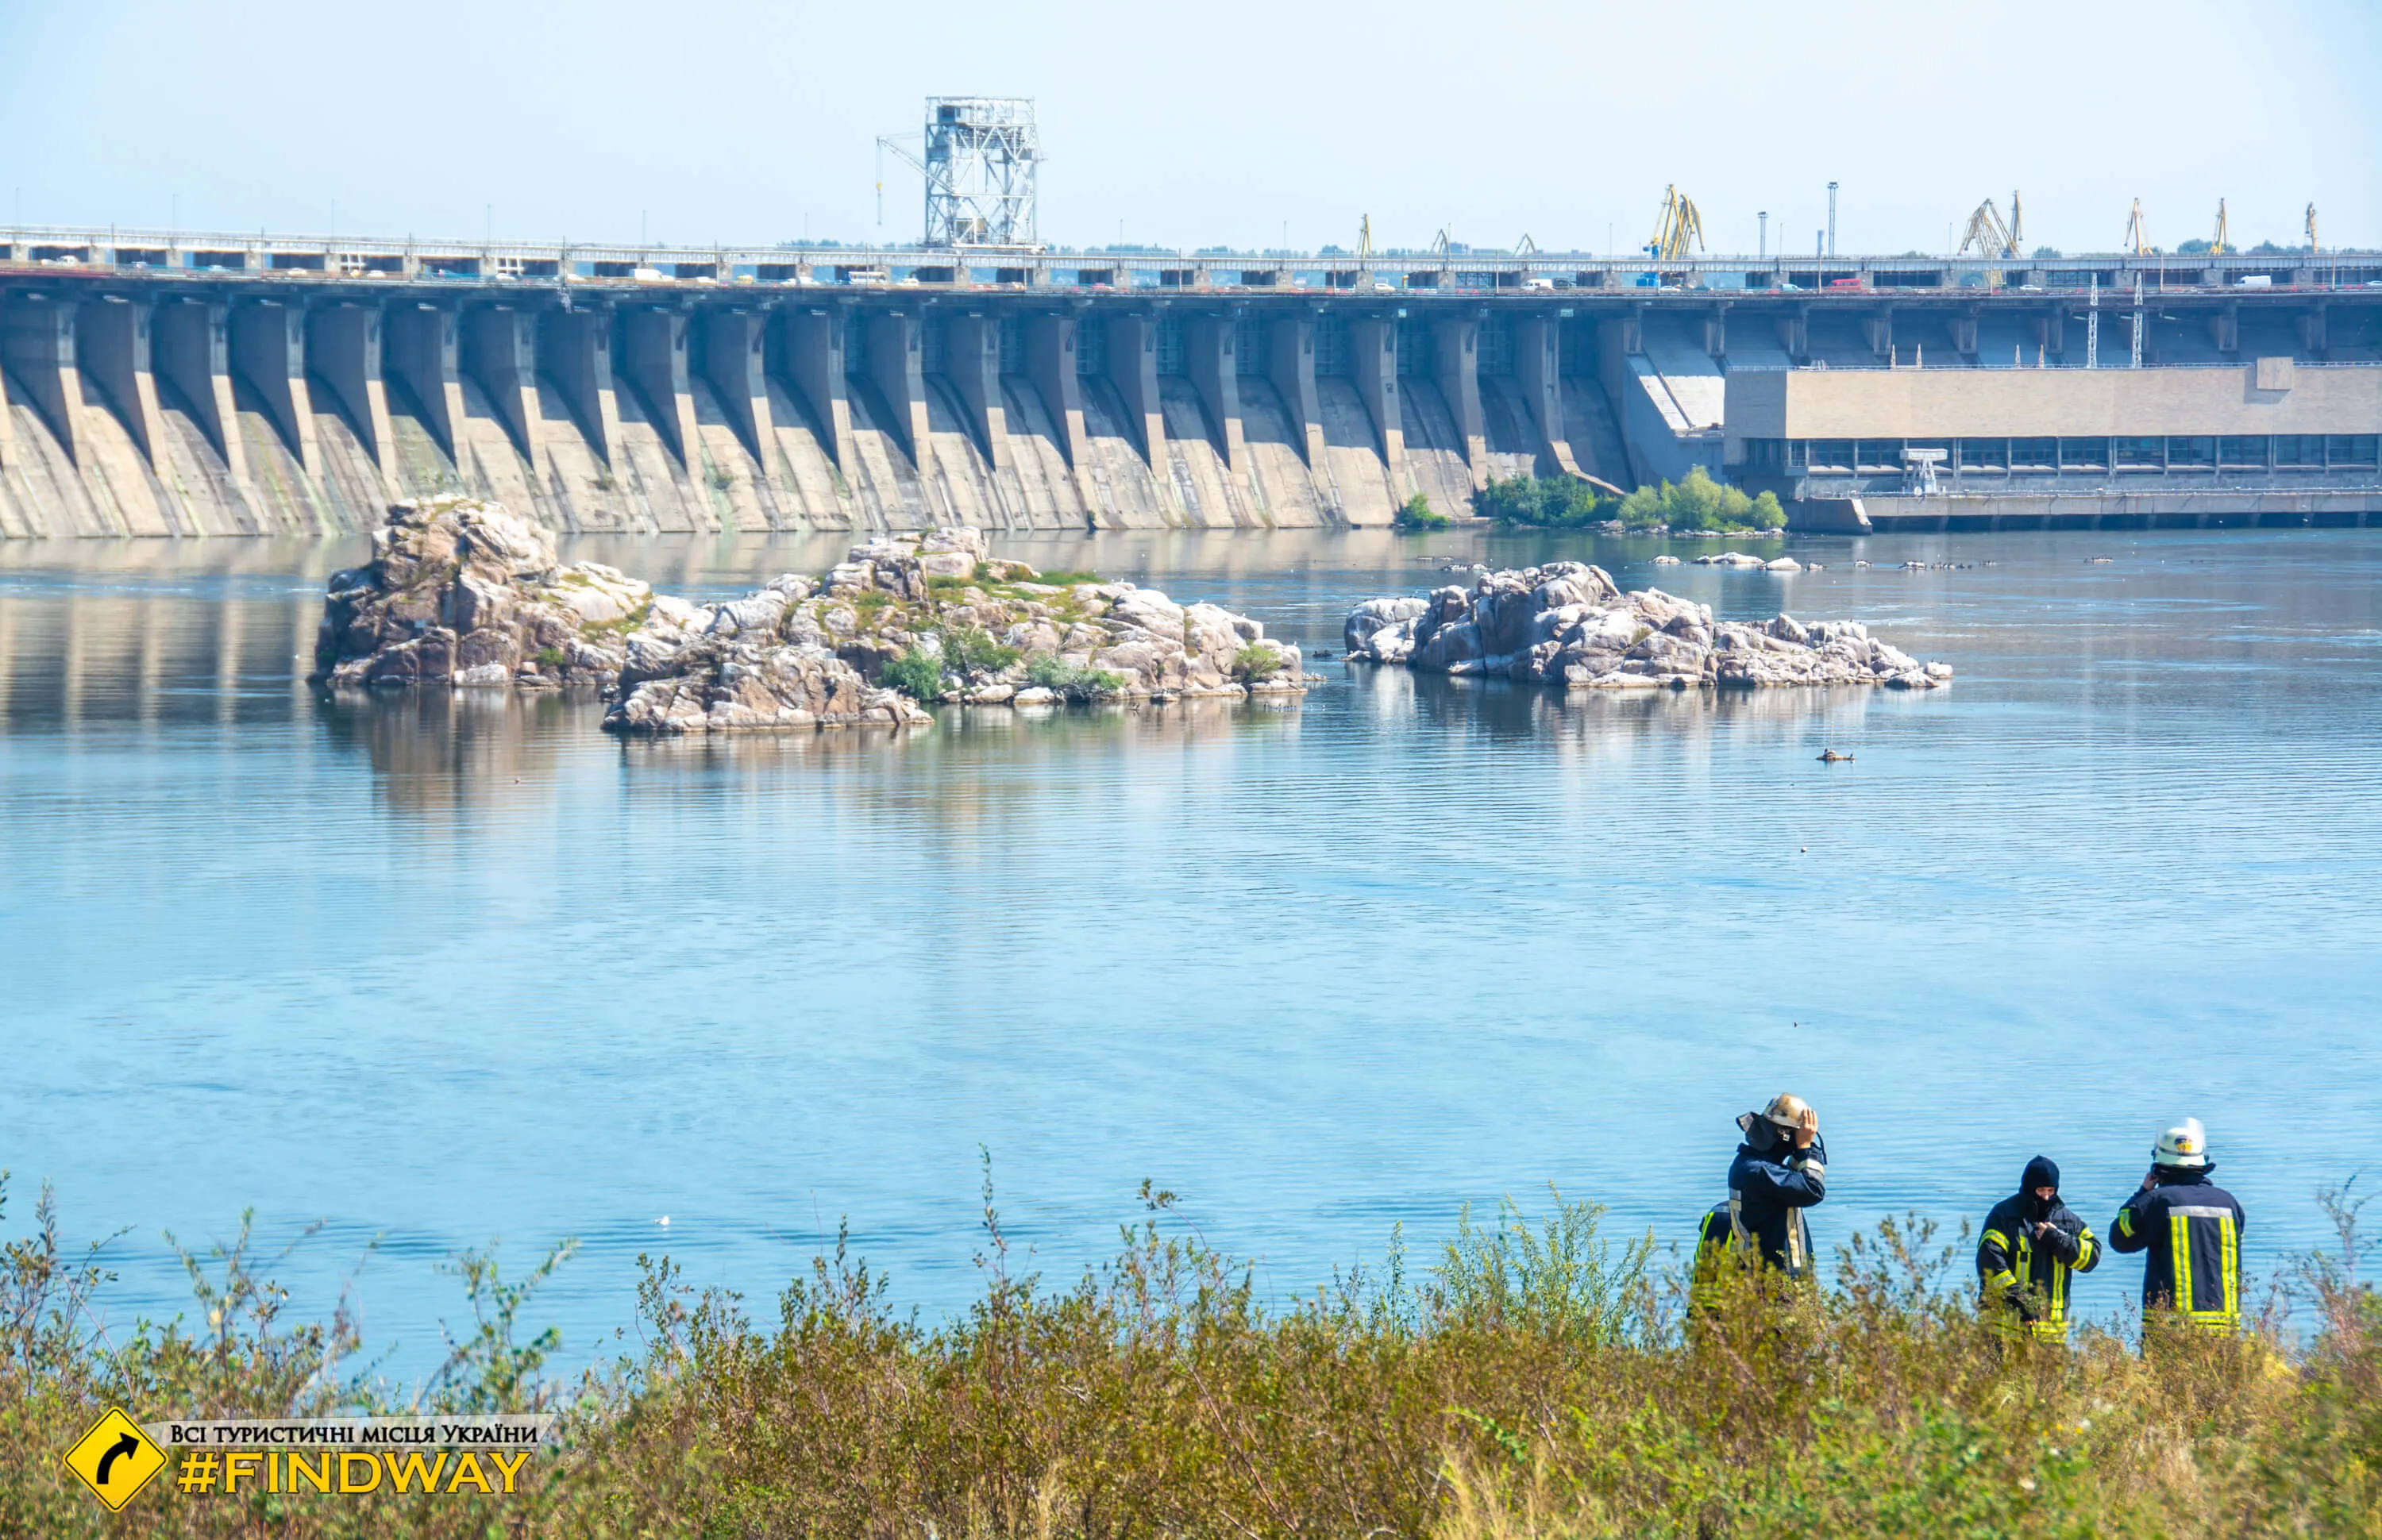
[
  {"xmin": 1785, "ymin": 441, "xmax": 1809, "ymax": 470},
  {"xmin": 1742, "ymin": 440, "xmax": 1789, "ymax": 473},
  {"xmin": 2327, "ymin": 435, "xmax": 2378, "ymax": 468},
  {"xmin": 2274, "ymin": 434, "xmax": 2323, "ymax": 468},
  {"xmin": 2167, "ymin": 437, "xmax": 2215, "ymax": 469},
  {"xmin": 1960, "ymin": 439, "xmax": 2010, "ymax": 472},
  {"xmin": 2058, "ymin": 438, "xmax": 2108, "ymax": 471},
  {"xmin": 2218, "ymin": 436, "xmax": 2267, "ymax": 468},
  {"xmin": 1806, "ymin": 441, "xmax": 1854, "ymax": 472},
  {"xmin": 1855, "ymin": 440, "xmax": 1902, "ymax": 472},
  {"xmin": 2010, "ymin": 438, "xmax": 2057, "ymax": 471},
  {"xmin": 2114, "ymin": 437, "xmax": 2163, "ymax": 469}
]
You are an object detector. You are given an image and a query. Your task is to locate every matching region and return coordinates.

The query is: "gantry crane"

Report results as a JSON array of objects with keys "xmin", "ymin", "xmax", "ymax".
[
  {"xmin": 1959, "ymin": 191, "xmax": 2024, "ymax": 259},
  {"xmin": 2306, "ymin": 202, "xmax": 2320, "ymax": 255},
  {"xmin": 2210, "ymin": 198, "xmax": 2230, "ymax": 256},
  {"xmin": 1648, "ymin": 186, "xmax": 1705, "ymax": 263}
]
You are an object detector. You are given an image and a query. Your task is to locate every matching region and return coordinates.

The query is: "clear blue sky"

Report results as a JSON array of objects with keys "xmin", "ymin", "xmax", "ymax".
[{"xmin": 2, "ymin": 0, "xmax": 2374, "ymax": 256}]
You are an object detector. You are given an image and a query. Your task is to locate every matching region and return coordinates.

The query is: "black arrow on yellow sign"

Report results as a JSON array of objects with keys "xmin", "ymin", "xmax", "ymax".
[{"xmin": 94, "ymin": 1431, "xmax": 141, "ymax": 1485}]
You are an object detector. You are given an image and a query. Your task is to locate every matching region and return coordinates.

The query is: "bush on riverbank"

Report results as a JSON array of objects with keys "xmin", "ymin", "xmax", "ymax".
[
  {"xmin": 1475, "ymin": 473, "xmax": 1608, "ymax": 528},
  {"xmin": 1617, "ymin": 466, "xmax": 1786, "ymax": 533},
  {"xmin": 1395, "ymin": 494, "xmax": 1452, "ymax": 531},
  {"xmin": 5, "ymin": 1171, "xmax": 2379, "ymax": 1538}
]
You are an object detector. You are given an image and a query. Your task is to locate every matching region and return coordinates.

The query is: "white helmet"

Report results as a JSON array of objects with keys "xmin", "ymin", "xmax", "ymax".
[{"xmin": 2152, "ymin": 1118, "xmax": 2210, "ymax": 1168}]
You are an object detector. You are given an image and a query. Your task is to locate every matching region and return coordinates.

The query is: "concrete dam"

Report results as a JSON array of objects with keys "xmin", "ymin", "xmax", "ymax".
[{"xmin": 2, "ymin": 228, "xmax": 2378, "ymax": 538}]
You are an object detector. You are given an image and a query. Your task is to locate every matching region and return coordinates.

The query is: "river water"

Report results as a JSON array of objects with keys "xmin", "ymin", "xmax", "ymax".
[{"xmin": 3, "ymin": 526, "xmax": 2378, "ymax": 1376}]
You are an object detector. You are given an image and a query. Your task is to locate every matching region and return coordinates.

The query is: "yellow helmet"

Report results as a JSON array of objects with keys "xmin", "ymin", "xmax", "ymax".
[{"xmin": 1738, "ymin": 1093, "xmax": 1813, "ymax": 1138}]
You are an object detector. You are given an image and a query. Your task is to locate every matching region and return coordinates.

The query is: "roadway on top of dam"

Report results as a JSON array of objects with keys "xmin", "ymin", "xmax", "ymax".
[{"xmin": 6, "ymin": 224, "xmax": 2380, "ymax": 310}]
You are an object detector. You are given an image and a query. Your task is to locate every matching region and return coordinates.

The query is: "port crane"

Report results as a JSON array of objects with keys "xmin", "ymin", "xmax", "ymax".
[
  {"xmin": 1648, "ymin": 186, "xmax": 1705, "ymax": 262},
  {"xmin": 2306, "ymin": 202, "xmax": 2320, "ymax": 255},
  {"xmin": 1958, "ymin": 191, "xmax": 2023, "ymax": 259},
  {"xmin": 2209, "ymin": 198, "xmax": 2230, "ymax": 256}
]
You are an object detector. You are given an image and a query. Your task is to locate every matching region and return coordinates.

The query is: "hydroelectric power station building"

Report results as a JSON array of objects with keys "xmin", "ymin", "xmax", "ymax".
[{"xmin": 1, "ymin": 229, "xmax": 2376, "ymax": 537}]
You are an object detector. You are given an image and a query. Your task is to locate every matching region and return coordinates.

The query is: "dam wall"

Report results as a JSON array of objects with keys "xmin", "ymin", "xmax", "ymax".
[
  {"xmin": 3, "ymin": 228, "xmax": 2379, "ymax": 537},
  {"xmin": 0, "ymin": 284, "xmax": 1621, "ymax": 539}
]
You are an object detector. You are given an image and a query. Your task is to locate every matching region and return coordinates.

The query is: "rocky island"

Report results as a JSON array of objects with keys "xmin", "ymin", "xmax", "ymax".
[
  {"xmin": 1344, "ymin": 561, "xmax": 1952, "ymax": 690},
  {"xmin": 311, "ymin": 499, "xmax": 1308, "ymax": 735}
]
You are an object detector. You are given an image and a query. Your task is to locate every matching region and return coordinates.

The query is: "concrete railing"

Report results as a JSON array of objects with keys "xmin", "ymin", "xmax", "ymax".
[{"xmin": 3, "ymin": 224, "xmax": 2375, "ymax": 296}]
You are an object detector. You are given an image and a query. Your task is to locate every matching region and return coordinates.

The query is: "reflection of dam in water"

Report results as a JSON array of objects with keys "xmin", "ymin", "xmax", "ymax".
[{"xmin": 5, "ymin": 229, "xmax": 2376, "ymax": 538}]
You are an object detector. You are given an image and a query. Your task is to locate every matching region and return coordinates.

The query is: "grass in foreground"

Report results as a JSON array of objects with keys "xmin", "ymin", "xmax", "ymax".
[{"xmin": 2, "ymin": 1169, "xmax": 2376, "ymax": 1537}]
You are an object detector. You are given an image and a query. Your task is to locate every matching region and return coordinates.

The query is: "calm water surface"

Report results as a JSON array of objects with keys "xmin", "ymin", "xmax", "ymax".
[{"xmin": 3, "ymin": 526, "xmax": 2378, "ymax": 1376}]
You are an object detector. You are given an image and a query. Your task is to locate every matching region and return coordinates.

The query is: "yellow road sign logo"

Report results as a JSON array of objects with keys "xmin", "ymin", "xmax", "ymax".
[{"xmin": 64, "ymin": 1407, "xmax": 167, "ymax": 1511}]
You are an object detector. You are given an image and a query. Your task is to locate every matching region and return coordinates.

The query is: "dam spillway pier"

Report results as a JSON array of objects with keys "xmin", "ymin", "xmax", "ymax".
[{"xmin": 1, "ymin": 229, "xmax": 2377, "ymax": 538}]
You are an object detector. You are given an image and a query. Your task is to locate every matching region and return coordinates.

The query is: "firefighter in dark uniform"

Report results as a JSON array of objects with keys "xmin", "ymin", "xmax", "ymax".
[
  {"xmin": 2108, "ymin": 1118, "xmax": 2247, "ymax": 1336},
  {"xmin": 1976, "ymin": 1154, "xmax": 2099, "ymax": 1341},
  {"xmin": 1691, "ymin": 1093, "xmax": 1827, "ymax": 1311}
]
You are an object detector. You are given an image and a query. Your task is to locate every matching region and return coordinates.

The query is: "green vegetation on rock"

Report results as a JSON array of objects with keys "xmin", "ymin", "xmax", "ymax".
[
  {"xmin": 1230, "ymin": 641, "xmax": 1284, "ymax": 683},
  {"xmin": 1024, "ymin": 653, "xmax": 1124, "ymax": 701},
  {"xmin": 879, "ymin": 646, "xmax": 946, "ymax": 703}
]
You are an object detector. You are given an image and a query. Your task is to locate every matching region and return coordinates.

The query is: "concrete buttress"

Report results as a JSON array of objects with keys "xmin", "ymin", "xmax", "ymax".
[
  {"xmin": 0, "ymin": 325, "xmax": 13, "ymax": 470},
  {"xmin": 384, "ymin": 304, "xmax": 466, "ymax": 461},
  {"xmin": 1183, "ymin": 314, "xmax": 1245, "ymax": 474},
  {"xmin": 1347, "ymin": 315, "xmax": 1405, "ymax": 480},
  {"xmin": 461, "ymin": 307, "xmax": 547, "ymax": 468},
  {"xmin": 2, "ymin": 295, "xmax": 87, "ymax": 466},
  {"xmin": 1025, "ymin": 313, "xmax": 1088, "ymax": 471},
  {"xmin": 76, "ymin": 296, "xmax": 170, "ymax": 474},
  {"xmin": 539, "ymin": 308, "xmax": 624, "ymax": 469},
  {"xmin": 774, "ymin": 306, "xmax": 854, "ymax": 477},
  {"xmin": 229, "ymin": 300, "xmax": 322, "ymax": 475},
  {"xmin": 939, "ymin": 311, "xmax": 1011, "ymax": 469},
  {"xmin": 152, "ymin": 299, "xmax": 248, "ymax": 485},
  {"xmin": 1103, "ymin": 311, "xmax": 1167, "ymax": 470},
  {"xmin": 700, "ymin": 310, "xmax": 781, "ymax": 483},
  {"xmin": 620, "ymin": 308, "xmax": 703, "ymax": 472},
  {"xmin": 1432, "ymin": 314, "xmax": 1486, "ymax": 487},
  {"xmin": 862, "ymin": 310, "xmax": 930, "ymax": 466},
  {"xmin": 1513, "ymin": 314, "xmax": 1582, "ymax": 477},
  {"xmin": 307, "ymin": 303, "xmax": 397, "ymax": 491},
  {"xmin": 1268, "ymin": 313, "xmax": 1325, "ymax": 468}
]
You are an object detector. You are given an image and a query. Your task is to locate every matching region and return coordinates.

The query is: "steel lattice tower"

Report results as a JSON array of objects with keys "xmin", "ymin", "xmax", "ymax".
[{"xmin": 905, "ymin": 98, "xmax": 1041, "ymax": 250}]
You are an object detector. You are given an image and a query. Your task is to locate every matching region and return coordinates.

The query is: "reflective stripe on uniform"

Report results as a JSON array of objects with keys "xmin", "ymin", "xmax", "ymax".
[
  {"xmin": 2168, "ymin": 1208, "xmax": 2241, "ymax": 1332},
  {"xmin": 2118, "ymin": 1208, "xmax": 2134, "ymax": 1238},
  {"xmin": 1982, "ymin": 1228, "xmax": 2010, "ymax": 1253}
]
